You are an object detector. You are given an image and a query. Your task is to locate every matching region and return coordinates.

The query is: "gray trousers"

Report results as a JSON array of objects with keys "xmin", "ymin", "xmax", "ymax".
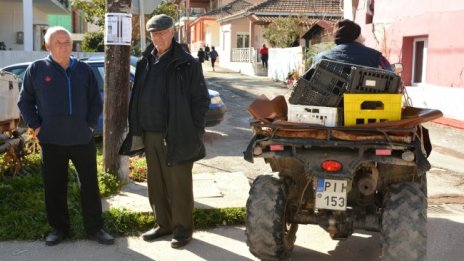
[{"xmin": 143, "ymin": 132, "xmax": 194, "ymax": 235}]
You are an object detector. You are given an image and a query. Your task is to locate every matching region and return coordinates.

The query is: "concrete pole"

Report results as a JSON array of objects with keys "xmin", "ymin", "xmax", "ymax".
[
  {"xmin": 186, "ymin": 0, "xmax": 190, "ymax": 45},
  {"xmin": 139, "ymin": 0, "xmax": 146, "ymax": 51},
  {"xmin": 22, "ymin": 0, "xmax": 33, "ymax": 51}
]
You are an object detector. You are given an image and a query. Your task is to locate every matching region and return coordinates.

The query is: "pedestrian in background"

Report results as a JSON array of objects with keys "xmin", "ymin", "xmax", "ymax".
[
  {"xmin": 197, "ymin": 47, "xmax": 205, "ymax": 64},
  {"xmin": 259, "ymin": 44, "xmax": 269, "ymax": 69},
  {"xmin": 209, "ymin": 46, "xmax": 219, "ymax": 72},
  {"xmin": 17, "ymin": 26, "xmax": 114, "ymax": 246},
  {"xmin": 204, "ymin": 44, "xmax": 210, "ymax": 61},
  {"xmin": 120, "ymin": 14, "xmax": 210, "ymax": 249}
]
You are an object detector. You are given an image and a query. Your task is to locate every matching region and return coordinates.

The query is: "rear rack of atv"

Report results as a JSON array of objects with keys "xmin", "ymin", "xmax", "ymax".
[{"xmin": 250, "ymin": 120, "xmax": 419, "ymax": 146}]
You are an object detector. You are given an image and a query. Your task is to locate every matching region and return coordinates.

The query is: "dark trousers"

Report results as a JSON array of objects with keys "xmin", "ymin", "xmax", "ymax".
[
  {"xmin": 40, "ymin": 140, "xmax": 103, "ymax": 234},
  {"xmin": 261, "ymin": 54, "xmax": 268, "ymax": 68},
  {"xmin": 211, "ymin": 58, "xmax": 217, "ymax": 69},
  {"xmin": 143, "ymin": 132, "xmax": 194, "ymax": 236}
]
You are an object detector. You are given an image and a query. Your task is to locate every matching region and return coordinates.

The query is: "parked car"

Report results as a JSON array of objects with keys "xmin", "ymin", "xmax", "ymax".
[{"xmin": 1, "ymin": 58, "xmax": 226, "ymax": 134}]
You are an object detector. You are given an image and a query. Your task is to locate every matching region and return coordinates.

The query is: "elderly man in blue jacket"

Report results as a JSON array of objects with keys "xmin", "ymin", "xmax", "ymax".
[{"xmin": 17, "ymin": 26, "xmax": 114, "ymax": 246}]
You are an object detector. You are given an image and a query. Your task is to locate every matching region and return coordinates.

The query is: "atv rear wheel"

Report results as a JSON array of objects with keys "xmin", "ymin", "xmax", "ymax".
[
  {"xmin": 246, "ymin": 174, "xmax": 298, "ymax": 261},
  {"xmin": 381, "ymin": 181, "xmax": 427, "ymax": 261}
]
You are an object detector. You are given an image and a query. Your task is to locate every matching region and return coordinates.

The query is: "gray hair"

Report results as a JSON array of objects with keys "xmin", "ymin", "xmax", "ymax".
[{"xmin": 44, "ymin": 26, "xmax": 72, "ymax": 44}]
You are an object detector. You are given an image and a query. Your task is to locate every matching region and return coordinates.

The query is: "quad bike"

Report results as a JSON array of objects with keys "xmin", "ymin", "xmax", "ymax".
[
  {"xmin": 243, "ymin": 62, "xmax": 443, "ymax": 261},
  {"xmin": 0, "ymin": 71, "xmax": 37, "ymax": 175}
]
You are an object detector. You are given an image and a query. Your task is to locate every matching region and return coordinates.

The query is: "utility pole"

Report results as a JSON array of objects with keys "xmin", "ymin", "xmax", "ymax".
[
  {"xmin": 185, "ymin": 0, "xmax": 190, "ymax": 45},
  {"xmin": 104, "ymin": 0, "xmax": 132, "ymax": 182}
]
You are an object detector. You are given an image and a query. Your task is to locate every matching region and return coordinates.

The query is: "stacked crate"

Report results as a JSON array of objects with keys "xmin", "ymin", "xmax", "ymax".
[{"xmin": 287, "ymin": 59, "xmax": 403, "ymax": 126}]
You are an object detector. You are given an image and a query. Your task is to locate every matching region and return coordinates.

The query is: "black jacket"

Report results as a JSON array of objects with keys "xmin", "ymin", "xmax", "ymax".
[
  {"xmin": 18, "ymin": 55, "xmax": 102, "ymax": 145},
  {"xmin": 120, "ymin": 40, "xmax": 210, "ymax": 166}
]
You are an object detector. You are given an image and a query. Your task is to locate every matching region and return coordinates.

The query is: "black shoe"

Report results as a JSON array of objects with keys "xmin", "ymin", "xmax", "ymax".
[
  {"xmin": 142, "ymin": 227, "xmax": 172, "ymax": 241},
  {"xmin": 171, "ymin": 235, "xmax": 192, "ymax": 248},
  {"xmin": 88, "ymin": 229, "xmax": 115, "ymax": 245},
  {"xmin": 45, "ymin": 229, "xmax": 66, "ymax": 246}
]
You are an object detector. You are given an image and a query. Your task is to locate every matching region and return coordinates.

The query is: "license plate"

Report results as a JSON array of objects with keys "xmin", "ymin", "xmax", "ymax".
[{"xmin": 315, "ymin": 179, "xmax": 347, "ymax": 211}]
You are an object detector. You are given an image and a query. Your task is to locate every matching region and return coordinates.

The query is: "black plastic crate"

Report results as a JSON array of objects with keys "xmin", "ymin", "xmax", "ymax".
[
  {"xmin": 289, "ymin": 59, "xmax": 402, "ymax": 107},
  {"xmin": 316, "ymin": 59, "xmax": 401, "ymax": 94},
  {"xmin": 288, "ymin": 77, "xmax": 345, "ymax": 107},
  {"xmin": 316, "ymin": 59, "xmax": 353, "ymax": 81},
  {"xmin": 349, "ymin": 67, "xmax": 401, "ymax": 93}
]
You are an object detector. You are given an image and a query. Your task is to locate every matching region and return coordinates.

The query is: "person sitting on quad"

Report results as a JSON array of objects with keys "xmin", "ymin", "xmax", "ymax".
[{"xmin": 312, "ymin": 19, "xmax": 392, "ymax": 70}]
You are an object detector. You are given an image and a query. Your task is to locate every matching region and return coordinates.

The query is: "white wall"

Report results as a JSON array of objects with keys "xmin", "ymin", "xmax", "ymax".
[
  {"xmin": 0, "ymin": 1, "xmax": 25, "ymax": 51},
  {"xmin": 406, "ymin": 85, "xmax": 464, "ymax": 121},
  {"xmin": 268, "ymin": 47, "xmax": 304, "ymax": 82},
  {"xmin": 0, "ymin": 1, "xmax": 49, "ymax": 51}
]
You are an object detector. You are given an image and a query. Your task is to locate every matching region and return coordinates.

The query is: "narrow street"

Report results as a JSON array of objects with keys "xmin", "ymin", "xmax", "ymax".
[{"xmin": 199, "ymin": 63, "xmax": 464, "ymax": 261}]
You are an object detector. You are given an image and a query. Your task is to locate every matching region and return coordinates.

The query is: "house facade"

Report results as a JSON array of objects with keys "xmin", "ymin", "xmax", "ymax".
[
  {"xmin": 217, "ymin": 0, "xmax": 342, "ymax": 75},
  {"xmin": 171, "ymin": 0, "xmax": 343, "ymax": 76},
  {"xmin": 0, "ymin": 0, "xmax": 70, "ymax": 51},
  {"xmin": 346, "ymin": 0, "xmax": 464, "ymax": 122}
]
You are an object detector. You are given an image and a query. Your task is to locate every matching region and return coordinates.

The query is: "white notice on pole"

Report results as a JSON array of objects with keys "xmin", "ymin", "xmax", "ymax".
[{"xmin": 104, "ymin": 13, "xmax": 132, "ymax": 45}]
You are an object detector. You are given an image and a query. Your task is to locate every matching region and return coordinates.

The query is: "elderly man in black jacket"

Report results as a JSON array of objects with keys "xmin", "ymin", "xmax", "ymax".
[
  {"xmin": 18, "ymin": 26, "xmax": 114, "ymax": 246},
  {"xmin": 120, "ymin": 14, "xmax": 210, "ymax": 248}
]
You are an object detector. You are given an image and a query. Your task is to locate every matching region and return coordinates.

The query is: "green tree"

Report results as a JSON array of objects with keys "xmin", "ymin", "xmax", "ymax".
[
  {"xmin": 151, "ymin": 0, "xmax": 178, "ymax": 20},
  {"xmin": 81, "ymin": 31, "xmax": 104, "ymax": 52},
  {"xmin": 263, "ymin": 16, "xmax": 308, "ymax": 48},
  {"xmin": 71, "ymin": 0, "xmax": 106, "ymax": 28}
]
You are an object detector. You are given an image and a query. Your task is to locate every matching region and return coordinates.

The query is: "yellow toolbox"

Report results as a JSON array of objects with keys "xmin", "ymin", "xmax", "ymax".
[{"xmin": 343, "ymin": 94, "xmax": 402, "ymax": 126}]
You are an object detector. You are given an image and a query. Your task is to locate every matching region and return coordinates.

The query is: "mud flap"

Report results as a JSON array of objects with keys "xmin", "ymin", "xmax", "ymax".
[
  {"xmin": 415, "ymin": 126, "xmax": 431, "ymax": 175},
  {"xmin": 422, "ymin": 126, "xmax": 432, "ymax": 157},
  {"xmin": 244, "ymin": 135, "xmax": 257, "ymax": 163}
]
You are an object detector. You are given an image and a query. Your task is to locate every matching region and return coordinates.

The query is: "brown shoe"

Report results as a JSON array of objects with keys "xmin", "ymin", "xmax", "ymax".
[{"xmin": 142, "ymin": 227, "xmax": 172, "ymax": 241}]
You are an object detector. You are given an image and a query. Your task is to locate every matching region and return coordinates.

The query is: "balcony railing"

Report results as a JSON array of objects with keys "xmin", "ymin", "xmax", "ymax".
[{"xmin": 231, "ymin": 48, "xmax": 260, "ymax": 63}]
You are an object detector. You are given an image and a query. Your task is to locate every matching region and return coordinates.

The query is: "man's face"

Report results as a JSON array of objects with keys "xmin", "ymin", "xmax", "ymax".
[
  {"xmin": 45, "ymin": 31, "xmax": 72, "ymax": 60},
  {"xmin": 150, "ymin": 27, "xmax": 174, "ymax": 52}
]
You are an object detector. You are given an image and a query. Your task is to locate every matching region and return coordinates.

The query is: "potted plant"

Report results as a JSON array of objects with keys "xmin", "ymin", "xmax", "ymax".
[{"xmin": 286, "ymin": 70, "xmax": 299, "ymax": 88}]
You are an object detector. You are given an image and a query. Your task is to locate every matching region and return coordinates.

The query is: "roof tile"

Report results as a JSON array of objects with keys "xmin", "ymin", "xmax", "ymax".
[
  {"xmin": 249, "ymin": 0, "xmax": 342, "ymax": 16},
  {"xmin": 201, "ymin": 0, "xmax": 254, "ymax": 18}
]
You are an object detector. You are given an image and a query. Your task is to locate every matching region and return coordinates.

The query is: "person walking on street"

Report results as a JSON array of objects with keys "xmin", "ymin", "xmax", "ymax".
[
  {"xmin": 119, "ymin": 14, "xmax": 210, "ymax": 249},
  {"xmin": 209, "ymin": 46, "xmax": 219, "ymax": 71},
  {"xmin": 197, "ymin": 47, "xmax": 205, "ymax": 64},
  {"xmin": 17, "ymin": 26, "xmax": 114, "ymax": 247},
  {"xmin": 204, "ymin": 44, "xmax": 210, "ymax": 61},
  {"xmin": 259, "ymin": 44, "xmax": 269, "ymax": 69}
]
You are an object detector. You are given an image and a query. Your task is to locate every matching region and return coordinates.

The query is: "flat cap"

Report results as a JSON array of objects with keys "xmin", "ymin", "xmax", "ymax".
[{"xmin": 146, "ymin": 14, "xmax": 174, "ymax": 32}]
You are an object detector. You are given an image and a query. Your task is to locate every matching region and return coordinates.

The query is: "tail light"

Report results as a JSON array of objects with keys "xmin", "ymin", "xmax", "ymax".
[{"xmin": 321, "ymin": 160, "xmax": 343, "ymax": 172}]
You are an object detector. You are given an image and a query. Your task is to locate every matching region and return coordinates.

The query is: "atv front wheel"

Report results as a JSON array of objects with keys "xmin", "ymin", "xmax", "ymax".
[
  {"xmin": 381, "ymin": 182, "xmax": 427, "ymax": 261},
  {"xmin": 246, "ymin": 174, "xmax": 298, "ymax": 261}
]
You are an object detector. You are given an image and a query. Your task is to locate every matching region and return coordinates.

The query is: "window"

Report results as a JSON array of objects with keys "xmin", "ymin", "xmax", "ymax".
[
  {"xmin": 237, "ymin": 33, "xmax": 249, "ymax": 48},
  {"xmin": 412, "ymin": 38, "xmax": 428, "ymax": 84},
  {"xmin": 365, "ymin": 0, "xmax": 374, "ymax": 24}
]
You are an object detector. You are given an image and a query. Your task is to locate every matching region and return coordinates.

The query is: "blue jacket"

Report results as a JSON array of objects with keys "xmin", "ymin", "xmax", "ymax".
[
  {"xmin": 313, "ymin": 42, "xmax": 382, "ymax": 68},
  {"xmin": 18, "ymin": 55, "xmax": 102, "ymax": 145}
]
